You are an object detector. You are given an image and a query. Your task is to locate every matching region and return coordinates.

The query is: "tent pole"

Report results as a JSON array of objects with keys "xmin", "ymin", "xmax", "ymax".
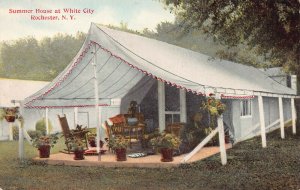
[
  {"xmin": 218, "ymin": 115, "xmax": 227, "ymax": 165},
  {"xmin": 258, "ymin": 95, "xmax": 267, "ymax": 148},
  {"xmin": 158, "ymin": 81, "xmax": 165, "ymax": 132},
  {"xmin": 291, "ymin": 98, "xmax": 296, "ymax": 134},
  {"xmin": 45, "ymin": 108, "xmax": 49, "ymax": 134},
  {"xmin": 74, "ymin": 107, "xmax": 78, "ymax": 127},
  {"xmin": 18, "ymin": 101, "xmax": 25, "ymax": 161},
  {"xmin": 9, "ymin": 122, "xmax": 13, "ymax": 141},
  {"xmin": 278, "ymin": 97, "xmax": 285, "ymax": 139},
  {"xmin": 179, "ymin": 89, "xmax": 187, "ymax": 123},
  {"xmin": 92, "ymin": 49, "xmax": 101, "ymax": 161}
]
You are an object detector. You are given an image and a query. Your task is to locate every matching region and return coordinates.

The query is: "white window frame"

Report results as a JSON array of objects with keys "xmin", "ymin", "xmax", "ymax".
[
  {"xmin": 240, "ymin": 99, "xmax": 252, "ymax": 118},
  {"xmin": 165, "ymin": 111, "xmax": 181, "ymax": 124}
]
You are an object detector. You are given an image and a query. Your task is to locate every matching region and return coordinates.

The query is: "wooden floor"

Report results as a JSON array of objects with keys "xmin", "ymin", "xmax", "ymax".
[{"xmin": 33, "ymin": 144, "xmax": 232, "ymax": 168}]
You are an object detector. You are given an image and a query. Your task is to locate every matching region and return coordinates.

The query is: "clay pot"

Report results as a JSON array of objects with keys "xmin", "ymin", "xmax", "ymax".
[
  {"xmin": 5, "ymin": 115, "xmax": 16, "ymax": 122},
  {"xmin": 160, "ymin": 148, "xmax": 174, "ymax": 162},
  {"xmin": 115, "ymin": 148, "xmax": 127, "ymax": 161},
  {"xmin": 88, "ymin": 140, "xmax": 104, "ymax": 148},
  {"xmin": 38, "ymin": 145, "xmax": 51, "ymax": 158},
  {"xmin": 74, "ymin": 149, "xmax": 85, "ymax": 160},
  {"xmin": 89, "ymin": 139, "xmax": 96, "ymax": 147}
]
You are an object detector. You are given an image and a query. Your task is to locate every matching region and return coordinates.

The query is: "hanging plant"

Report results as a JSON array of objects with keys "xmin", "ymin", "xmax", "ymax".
[
  {"xmin": 201, "ymin": 94, "xmax": 226, "ymax": 146},
  {"xmin": 4, "ymin": 107, "xmax": 19, "ymax": 122},
  {"xmin": 201, "ymin": 93, "xmax": 226, "ymax": 117}
]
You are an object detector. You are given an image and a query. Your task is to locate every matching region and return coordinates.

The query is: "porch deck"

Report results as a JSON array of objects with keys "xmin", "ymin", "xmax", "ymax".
[{"xmin": 33, "ymin": 144, "xmax": 232, "ymax": 168}]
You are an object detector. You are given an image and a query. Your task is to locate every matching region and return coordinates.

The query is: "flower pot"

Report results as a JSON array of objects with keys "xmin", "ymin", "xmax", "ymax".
[
  {"xmin": 5, "ymin": 115, "xmax": 16, "ymax": 122},
  {"xmin": 38, "ymin": 145, "xmax": 51, "ymax": 158},
  {"xmin": 160, "ymin": 148, "xmax": 174, "ymax": 162},
  {"xmin": 89, "ymin": 139, "xmax": 96, "ymax": 147},
  {"xmin": 89, "ymin": 140, "xmax": 104, "ymax": 148},
  {"xmin": 115, "ymin": 148, "xmax": 127, "ymax": 161},
  {"xmin": 74, "ymin": 149, "xmax": 85, "ymax": 160}
]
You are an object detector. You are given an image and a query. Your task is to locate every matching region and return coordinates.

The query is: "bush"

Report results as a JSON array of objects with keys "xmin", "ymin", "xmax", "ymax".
[
  {"xmin": 12, "ymin": 125, "xmax": 19, "ymax": 140},
  {"xmin": 27, "ymin": 130, "xmax": 42, "ymax": 139},
  {"xmin": 35, "ymin": 118, "xmax": 53, "ymax": 135}
]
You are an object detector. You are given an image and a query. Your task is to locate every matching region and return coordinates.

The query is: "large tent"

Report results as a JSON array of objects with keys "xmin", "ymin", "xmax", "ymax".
[
  {"xmin": 24, "ymin": 23, "xmax": 295, "ymax": 109},
  {"xmin": 20, "ymin": 23, "xmax": 297, "ymax": 164}
]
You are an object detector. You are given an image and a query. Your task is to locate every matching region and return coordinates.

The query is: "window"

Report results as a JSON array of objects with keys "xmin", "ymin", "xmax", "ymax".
[
  {"xmin": 240, "ymin": 100, "xmax": 252, "ymax": 117},
  {"xmin": 165, "ymin": 113, "xmax": 180, "ymax": 126},
  {"xmin": 165, "ymin": 84, "xmax": 180, "ymax": 126}
]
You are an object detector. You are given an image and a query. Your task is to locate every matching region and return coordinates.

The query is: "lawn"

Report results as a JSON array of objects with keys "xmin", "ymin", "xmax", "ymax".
[{"xmin": 0, "ymin": 128, "xmax": 300, "ymax": 190}]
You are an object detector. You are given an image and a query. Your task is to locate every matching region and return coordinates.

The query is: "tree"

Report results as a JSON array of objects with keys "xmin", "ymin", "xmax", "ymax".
[
  {"xmin": 0, "ymin": 32, "xmax": 86, "ymax": 81},
  {"xmin": 162, "ymin": 0, "xmax": 300, "ymax": 73}
]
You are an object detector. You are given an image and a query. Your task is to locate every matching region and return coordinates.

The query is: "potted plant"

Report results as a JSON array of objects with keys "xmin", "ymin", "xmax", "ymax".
[
  {"xmin": 31, "ymin": 133, "xmax": 59, "ymax": 158},
  {"xmin": 140, "ymin": 130, "xmax": 160, "ymax": 149},
  {"xmin": 150, "ymin": 132, "xmax": 181, "ymax": 162},
  {"xmin": 4, "ymin": 107, "xmax": 19, "ymax": 122},
  {"xmin": 70, "ymin": 137, "xmax": 85, "ymax": 160},
  {"xmin": 107, "ymin": 135, "xmax": 129, "ymax": 161},
  {"xmin": 87, "ymin": 133, "xmax": 97, "ymax": 147}
]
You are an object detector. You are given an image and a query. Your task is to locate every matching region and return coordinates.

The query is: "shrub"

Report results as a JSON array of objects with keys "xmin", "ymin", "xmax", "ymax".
[
  {"xmin": 27, "ymin": 130, "xmax": 42, "ymax": 139},
  {"xmin": 35, "ymin": 118, "xmax": 53, "ymax": 135},
  {"xmin": 12, "ymin": 125, "xmax": 19, "ymax": 140}
]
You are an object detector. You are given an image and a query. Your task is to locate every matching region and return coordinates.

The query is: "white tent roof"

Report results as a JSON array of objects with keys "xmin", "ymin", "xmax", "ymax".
[{"xmin": 24, "ymin": 23, "xmax": 296, "ymax": 108}]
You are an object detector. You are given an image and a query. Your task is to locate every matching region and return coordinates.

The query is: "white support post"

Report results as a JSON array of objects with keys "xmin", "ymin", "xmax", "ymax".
[
  {"xmin": 19, "ymin": 117, "xmax": 24, "ymax": 160},
  {"xmin": 179, "ymin": 89, "xmax": 187, "ymax": 123},
  {"xmin": 181, "ymin": 127, "xmax": 219, "ymax": 163},
  {"xmin": 18, "ymin": 102, "xmax": 25, "ymax": 160},
  {"xmin": 92, "ymin": 48, "xmax": 101, "ymax": 161},
  {"xmin": 9, "ymin": 123, "xmax": 13, "ymax": 141},
  {"xmin": 158, "ymin": 81, "xmax": 165, "ymax": 132},
  {"xmin": 99, "ymin": 106, "xmax": 102, "ymax": 140},
  {"xmin": 218, "ymin": 115, "xmax": 227, "ymax": 165},
  {"xmin": 45, "ymin": 108, "xmax": 49, "ymax": 135},
  {"xmin": 291, "ymin": 98, "xmax": 296, "ymax": 134},
  {"xmin": 258, "ymin": 95, "xmax": 267, "ymax": 148},
  {"xmin": 74, "ymin": 107, "xmax": 78, "ymax": 127},
  {"xmin": 278, "ymin": 97, "xmax": 285, "ymax": 139}
]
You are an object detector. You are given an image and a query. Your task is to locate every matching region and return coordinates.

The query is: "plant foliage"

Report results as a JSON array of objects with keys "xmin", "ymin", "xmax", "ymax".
[{"xmin": 163, "ymin": 0, "xmax": 300, "ymax": 73}]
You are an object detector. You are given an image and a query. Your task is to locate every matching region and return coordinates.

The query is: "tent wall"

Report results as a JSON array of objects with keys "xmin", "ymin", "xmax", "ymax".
[
  {"xmin": 186, "ymin": 92, "xmax": 206, "ymax": 123},
  {"xmin": 233, "ymin": 97, "xmax": 293, "ymax": 142},
  {"xmin": 139, "ymin": 81, "xmax": 159, "ymax": 132},
  {"xmin": 0, "ymin": 120, "xmax": 11, "ymax": 140},
  {"xmin": 222, "ymin": 100, "xmax": 235, "ymax": 139},
  {"xmin": 283, "ymin": 98, "xmax": 292, "ymax": 119},
  {"xmin": 120, "ymin": 76, "xmax": 156, "ymax": 113}
]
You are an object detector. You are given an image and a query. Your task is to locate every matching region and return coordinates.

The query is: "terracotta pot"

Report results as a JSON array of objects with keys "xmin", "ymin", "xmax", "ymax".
[
  {"xmin": 89, "ymin": 140, "xmax": 96, "ymax": 147},
  {"xmin": 38, "ymin": 145, "xmax": 51, "ymax": 158},
  {"xmin": 115, "ymin": 148, "xmax": 127, "ymax": 161},
  {"xmin": 89, "ymin": 140, "xmax": 104, "ymax": 148},
  {"xmin": 160, "ymin": 148, "xmax": 174, "ymax": 162},
  {"xmin": 5, "ymin": 115, "xmax": 16, "ymax": 122},
  {"xmin": 74, "ymin": 149, "xmax": 85, "ymax": 160}
]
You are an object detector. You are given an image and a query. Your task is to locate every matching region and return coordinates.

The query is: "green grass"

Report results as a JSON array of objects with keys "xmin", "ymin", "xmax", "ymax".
[{"xmin": 0, "ymin": 128, "xmax": 300, "ymax": 190}]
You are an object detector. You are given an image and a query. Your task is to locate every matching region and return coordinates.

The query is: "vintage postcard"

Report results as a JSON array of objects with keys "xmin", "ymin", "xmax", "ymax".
[{"xmin": 0, "ymin": 0, "xmax": 299, "ymax": 189}]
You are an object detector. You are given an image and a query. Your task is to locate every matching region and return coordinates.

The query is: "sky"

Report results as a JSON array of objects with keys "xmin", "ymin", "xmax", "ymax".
[{"xmin": 0, "ymin": 0, "xmax": 175, "ymax": 41}]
